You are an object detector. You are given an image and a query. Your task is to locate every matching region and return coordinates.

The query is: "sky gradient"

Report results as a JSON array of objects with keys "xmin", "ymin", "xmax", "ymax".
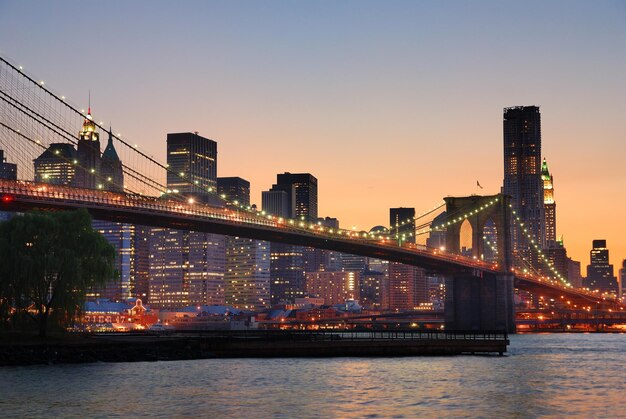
[{"xmin": 1, "ymin": 0, "xmax": 625, "ymax": 269}]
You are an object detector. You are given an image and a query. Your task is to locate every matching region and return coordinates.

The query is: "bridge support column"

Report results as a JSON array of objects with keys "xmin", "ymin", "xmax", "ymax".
[{"xmin": 445, "ymin": 271, "xmax": 515, "ymax": 333}]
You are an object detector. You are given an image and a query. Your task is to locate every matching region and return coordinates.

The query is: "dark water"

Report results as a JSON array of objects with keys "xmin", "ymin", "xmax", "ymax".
[{"xmin": 1, "ymin": 334, "xmax": 625, "ymax": 418}]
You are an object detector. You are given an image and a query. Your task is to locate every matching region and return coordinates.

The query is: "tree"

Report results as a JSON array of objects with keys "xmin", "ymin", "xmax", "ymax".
[{"xmin": 0, "ymin": 210, "xmax": 116, "ymax": 336}]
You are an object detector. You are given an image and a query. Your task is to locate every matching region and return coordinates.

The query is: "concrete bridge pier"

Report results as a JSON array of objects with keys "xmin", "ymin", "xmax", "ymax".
[{"xmin": 445, "ymin": 271, "xmax": 516, "ymax": 333}]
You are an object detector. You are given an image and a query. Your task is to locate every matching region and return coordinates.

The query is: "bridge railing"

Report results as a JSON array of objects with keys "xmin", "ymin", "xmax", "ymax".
[
  {"xmin": 168, "ymin": 329, "xmax": 510, "ymax": 342},
  {"xmin": 0, "ymin": 179, "xmax": 622, "ymax": 307}
]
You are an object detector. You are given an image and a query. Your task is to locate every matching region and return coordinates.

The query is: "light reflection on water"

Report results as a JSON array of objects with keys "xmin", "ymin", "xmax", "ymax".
[{"xmin": 1, "ymin": 334, "xmax": 625, "ymax": 417}]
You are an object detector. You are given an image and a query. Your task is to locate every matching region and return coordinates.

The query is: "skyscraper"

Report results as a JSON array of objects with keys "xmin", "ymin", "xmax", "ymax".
[
  {"xmin": 541, "ymin": 158, "xmax": 556, "ymax": 245},
  {"xmin": 272, "ymin": 173, "xmax": 318, "ymax": 220},
  {"xmin": 262, "ymin": 190, "xmax": 291, "ymax": 218},
  {"xmin": 219, "ymin": 176, "xmax": 270, "ymax": 310},
  {"xmin": 147, "ymin": 132, "xmax": 225, "ymax": 308},
  {"xmin": 74, "ymin": 107, "xmax": 101, "ymax": 189},
  {"xmin": 217, "ymin": 177, "xmax": 250, "ymax": 207},
  {"xmin": 583, "ymin": 240, "xmax": 618, "ymax": 295},
  {"xmin": 0, "ymin": 150, "xmax": 17, "ymax": 180},
  {"xmin": 503, "ymin": 106, "xmax": 545, "ymax": 267},
  {"xmin": 148, "ymin": 229, "xmax": 226, "ymax": 308},
  {"xmin": 166, "ymin": 132, "xmax": 217, "ymax": 200},
  {"xmin": 34, "ymin": 143, "xmax": 76, "ymax": 186},
  {"xmin": 264, "ymin": 173, "xmax": 318, "ymax": 304},
  {"xmin": 388, "ymin": 207, "xmax": 426, "ymax": 310},
  {"xmin": 100, "ymin": 127, "xmax": 124, "ymax": 192}
]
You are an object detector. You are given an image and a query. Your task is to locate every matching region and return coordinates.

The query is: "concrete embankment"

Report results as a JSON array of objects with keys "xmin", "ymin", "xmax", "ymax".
[{"xmin": 0, "ymin": 330, "xmax": 509, "ymax": 366}]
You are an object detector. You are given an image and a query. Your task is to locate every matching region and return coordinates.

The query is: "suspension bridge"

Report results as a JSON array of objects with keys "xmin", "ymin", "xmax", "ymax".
[{"xmin": 0, "ymin": 55, "xmax": 623, "ymax": 333}]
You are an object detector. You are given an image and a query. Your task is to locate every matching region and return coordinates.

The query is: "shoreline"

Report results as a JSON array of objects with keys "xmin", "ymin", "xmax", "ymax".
[{"xmin": 0, "ymin": 330, "xmax": 509, "ymax": 366}]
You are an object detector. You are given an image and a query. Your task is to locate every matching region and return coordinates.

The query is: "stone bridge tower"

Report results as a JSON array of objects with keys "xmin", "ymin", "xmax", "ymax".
[{"xmin": 442, "ymin": 194, "xmax": 515, "ymax": 333}]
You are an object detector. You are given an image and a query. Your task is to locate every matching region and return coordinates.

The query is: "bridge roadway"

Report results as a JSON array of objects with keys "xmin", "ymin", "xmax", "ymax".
[{"xmin": 0, "ymin": 180, "xmax": 621, "ymax": 310}]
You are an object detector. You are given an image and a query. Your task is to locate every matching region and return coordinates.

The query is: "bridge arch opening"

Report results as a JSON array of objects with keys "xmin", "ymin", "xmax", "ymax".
[{"xmin": 459, "ymin": 219, "xmax": 473, "ymax": 257}]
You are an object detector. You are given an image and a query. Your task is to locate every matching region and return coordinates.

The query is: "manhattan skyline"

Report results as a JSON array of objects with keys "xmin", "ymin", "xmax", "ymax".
[{"xmin": 0, "ymin": 1, "xmax": 624, "ymax": 265}]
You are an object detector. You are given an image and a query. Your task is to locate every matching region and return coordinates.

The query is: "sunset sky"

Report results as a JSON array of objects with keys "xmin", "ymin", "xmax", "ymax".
[{"xmin": 1, "ymin": 0, "xmax": 625, "ymax": 268}]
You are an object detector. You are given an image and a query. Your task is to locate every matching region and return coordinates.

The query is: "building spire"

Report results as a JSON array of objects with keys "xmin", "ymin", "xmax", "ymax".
[{"xmin": 88, "ymin": 90, "xmax": 91, "ymax": 115}]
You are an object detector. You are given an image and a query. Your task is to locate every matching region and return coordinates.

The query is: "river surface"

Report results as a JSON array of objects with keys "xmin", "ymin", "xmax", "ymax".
[{"xmin": 1, "ymin": 333, "xmax": 624, "ymax": 418}]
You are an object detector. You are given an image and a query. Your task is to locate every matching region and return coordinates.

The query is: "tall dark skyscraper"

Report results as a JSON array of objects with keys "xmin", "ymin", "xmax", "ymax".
[
  {"xmin": 100, "ymin": 127, "xmax": 124, "ymax": 192},
  {"xmin": 263, "ymin": 173, "xmax": 318, "ymax": 304},
  {"xmin": 217, "ymin": 177, "xmax": 250, "ymax": 207},
  {"xmin": 74, "ymin": 108, "xmax": 101, "ymax": 189},
  {"xmin": 502, "ymin": 105, "xmax": 545, "ymax": 267},
  {"xmin": 583, "ymin": 240, "xmax": 618, "ymax": 295},
  {"xmin": 166, "ymin": 132, "xmax": 217, "ymax": 200},
  {"xmin": 0, "ymin": 150, "xmax": 17, "ymax": 180},
  {"xmin": 271, "ymin": 173, "xmax": 318, "ymax": 221}
]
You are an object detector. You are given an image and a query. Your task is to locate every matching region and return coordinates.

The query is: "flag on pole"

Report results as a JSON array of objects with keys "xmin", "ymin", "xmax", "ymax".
[{"xmin": 477, "ymin": 180, "xmax": 483, "ymax": 189}]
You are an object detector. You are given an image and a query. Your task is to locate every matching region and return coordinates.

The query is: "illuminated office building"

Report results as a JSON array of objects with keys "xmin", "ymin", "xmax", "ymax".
[
  {"xmin": 502, "ymin": 106, "xmax": 545, "ymax": 267},
  {"xmin": 74, "ymin": 107, "xmax": 101, "ymax": 189},
  {"xmin": 0, "ymin": 150, "xmax": 17, "ymax": 180},
  {"xmin": 219, "ymin": 176, "xmax": 270, "ymax": 310},
  {"xmin": 166, "ymin": 132, "xmax": 217, "ymax": 201},
  {"xmin": 34, "ymin": 143, "xmax": 76, "ymax": 186},
  {"xmin": 305, "ymin": 271, "xmax": 359, "ymax": 306},
  {"xmin": 541, "ymin": 158, "xmax": 556, "ymax": 245},
  {"xmin": 584, "ymin": 240, "xmax": 618, "ymax": 295}
]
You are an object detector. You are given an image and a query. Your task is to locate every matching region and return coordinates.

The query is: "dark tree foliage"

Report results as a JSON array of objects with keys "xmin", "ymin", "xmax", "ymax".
[{"xmin": 0, "ymin": 210, "xmax": 116, "ymax": 336}]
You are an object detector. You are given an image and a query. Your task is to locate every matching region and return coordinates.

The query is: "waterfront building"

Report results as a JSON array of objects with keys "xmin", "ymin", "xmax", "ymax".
[
  {"xmin": 426, "ymin": 274, "xmax": 446, "ymax": 310},
  {"xmin": 502, "ymin": 106, "xmax": 545, "ymax": 268},
  {"xmin": 73, "ymin": 107, "xmax": 101, "ymax": 189},
  {"xmin": 149, "ymin": 228, "xmax": 226, "ymax": 308},
  {"xmin": 0, "ymin": 150, "xmax": 16, "ymax": 180},
  {"xmin": 359, "ymin": 270, "xmax": 388, "ymax": 309},
  {"xmin": 34, "ymin": 143, "xmax": 76, "ymax": 186},
  {"xmin": 583, "ymin": 240, "xmax": 618, "ymax": 295},
  {"xmin": 305, "ymin": 271, "xmax": 359, "ymax": 306},
  {"xmin": 388, "ymin": 262, "xmax": 427, "ymax": 310}
]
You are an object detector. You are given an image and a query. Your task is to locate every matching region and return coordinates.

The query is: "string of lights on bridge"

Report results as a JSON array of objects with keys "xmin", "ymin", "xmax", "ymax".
[
  {"xmin": 2, "ymin": 57, "xmax": 442, "ymax": 235},
  {"xmin": 0, "ymin": 56, "xmax": 544, "ymax": 262},
  {"xmin": 509, "ymin": 205, "xmax": 569, "ymax": 287}
]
